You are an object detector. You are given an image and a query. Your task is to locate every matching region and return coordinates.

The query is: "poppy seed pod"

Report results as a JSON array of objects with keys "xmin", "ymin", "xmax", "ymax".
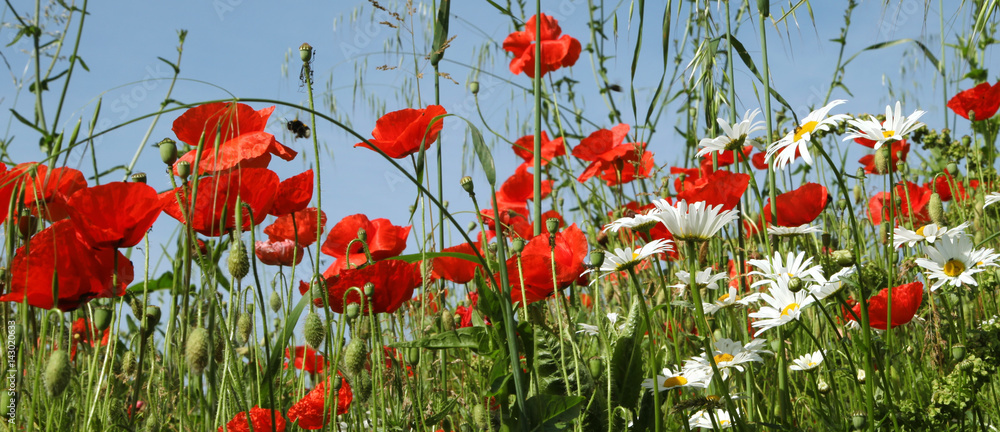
[
  {"xmin": 546, "ymin": 218, "xmax": 559, "ymax": 234},
  {"xmin": 143, "ymin": 306, "xmax": 161, "ymax": 336},
  {"xmin": 228, "ymin": 241, "xmax": 250, "ymax": 281},
  {"xmin": 176, "ymin": 161, "xmax": 191, "ymax": 179},
  {"xmin": 511, "ymin": 238, "xmax": 525, "ymax": 254},
  {"xmin": 269, "ymin": 292, "xmax": 283, "ymax": 313},
  {"xmin": 951, "ymin": 344, "xmax": 967, "ymax": 362},
  {"xmin": 185, "ymin": 327, "xmax": 211, "ymax": 375},
  {"xmin": 833, "ymin": 250, "xmax": 854, "ymax": 267},
  {"xmin": 460, "ymin": 176, "xmax": 474, "ymax": 194},
  {"xmin": 44, "ymin": 349, "xmax": 71, "ymax": 397},
  {"xmin": 345, "ymin": 302, "xmax": 360, "ymax": 320},
  {"xmin": 469, "ymin": 81, "xmax": 480, "ymax": 94},
  {"xmin": 158, "ymin": 138, "xmax": 178, "ymax": 165},
  {"xmin": 929, "ymin": 192, "xmax": 944, "ymax": 225},
  {"xmin": 851, "ymin": 412, "xmax": 867, "ymax": 430},
  {"xmin": 130, "ymin": 172, "xmax": 147, "ymax": 184},
  {"xmin": 589, "ymin": 250, "xmax": 605, "ymax": 269},
  {"xmin": 304, "ymin": 312, "xmax": 325, "ymax": 348},
  {"xmin": 946, "ymin": 162, "xmax": 959, "ymax": 175},
  {"xmin": 236, "ymin": 313, "xmax": 252, "ymax": 345},
  {"xmin": 299, "ymin": 43, "xmax": 313, "ymax": 62},
  {"xmin": 363, "ymin": 282, "xmax": 375, "ymax": 298},
  {"xmin": 344, "ymin": 338, "xmax": 367, "ymax": 376}
]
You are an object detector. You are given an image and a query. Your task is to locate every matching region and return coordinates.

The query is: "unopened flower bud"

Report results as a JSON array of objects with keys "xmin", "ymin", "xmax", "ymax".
[
  {"xmin": 185, "ymin": 327, "xmax": 211, "ymax": 375},
  {"xmin": 299, "ymin": 43, "xmax": 313, "ymax": 62},
  {"xmin": 896, "ymin": 160, "xmax": 908, "ymax": 176},
  {"xmin": 788, "ymin": 277, "xmax": 804, "ymax": 292},
  {"xmin": 929, "ymin": 192, "xmax": 944, "ymax": 225},
  {"xmin": 236, "ymin": 313, "xmax": 252, "ymax": 345},
  {"xmin": 441, "ymin": 309, "xmax": 455, "ymax": 331},
  {"xmin": 130, "ymin": 172, "xmax": 147, "ymax": 184},
  {"xmin": 460, "ymin": 176, "xmax": 474, "ymax": 194},
  {"xmin": 588, "ymin": 358, "xmax": 603, "ymax": 379},
  {"xmin": 158, "ymin": 138, "xmax": 178, "ymax": 165},
  {"xmin": 473, "ymin": 404, "xmax": 489, "ymax": 430},
  {"xmin": 946, "ymin": 162, "xmax": 959, "ymax": 175},
  {"xmin": 93, "ymin": 307, "xmax": 112, "ymax": 331},
  {"xmin": 817, "ymin": 379, "xmax": 830, "ymax": 395},
  {"xmin": 832, "ymin": 250, "xmax": 853, "ymax": 267},
  {"xmin": 837, "ymin": 199, "xmax": 848, "ymax": 211},
  {"xmin": 176, "ymin": 161, "xmax": 191, "ymax": 179},
  {"xmin": 269, "ymin": 292, "xmax": 283, "ymax": 313},
  {"xmin": 227, "ymin": 241, "xmax": 250, "ymax": 281},
  {"xmin": 405, "ymin": 347, "xmax": 420, "ymax": 366},
  {"xmin": 144, "ymin": 305, "xmax": 161, "ymax": 329},
  {"xmin": 344, "ymin": 338, "xmax": 367, "ymax": 376},
  {"xmin": 853, "ymin": 183, "xmax": 863, "ymax": 204},
  {"xmin": 856, "ymin": 369, "xmax": 866, "ymax": 383},
  {"xmin": 44, "ymin": 350, "xmax": 72, "ymax": 397},
  {"xmin": 874, "ymin": 145, "xmax": 891, "ymax": 174},
  {"xmin": 961, "ymin": 135, "xmax": 972, "ymax": 147},
  {"xmin": 304, "ymin": 312, "xmax": 325, "ymax": 348},
  {"xmin": 469, "ymin": 81, "xmax": 480, "ymax": 94}
]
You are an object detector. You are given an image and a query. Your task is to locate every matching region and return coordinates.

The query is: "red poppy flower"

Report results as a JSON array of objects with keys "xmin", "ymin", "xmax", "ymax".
[
  {"xmin": 270, "ymin": 170, "xmax": 313, "ymax": 216},
  {"xmin": 218, "ymin": 406, "xmax": 286, "ymax": 432},
  {"xmin": 751, "ymin": 152, "xmax": 769, "ymax": 170},
  {"xmin": 478, "ymin": 206, "xmax": 533, "ymax": 241},
  {"xmin": 284, "ymin": 345, "xmax": 327, "ymax": 374},
  {"xmin": 173, "ymin": 103, "xmax": 297, "ymax": 176},
  {"xmin": 2, "ymin": 163, "xmax": 87, "ymax": 222},
  {"xmin": 512, "ymin": 131, "xmax": 566, "ymax": 166},
  {"xmin": 597, "ymin": 150, "xmax": 655, "ymax": 186},
  {"xmin": 255, "ymin": 239, "xmax": 303, "ymax": 267},
  {"xmin": 700, "ymin": 145, "xmax": 754, "ymax": 171},
  {"xmin": 264, "ymin": 208, "xmax": 326, "ymax": 247},
  {"xmin": 573, "ymin": 124, "xmax": 648, "ymax": 184},
  {"xmin": 868, "ymin": 181, "xmax": 932, "ymax": 226},
  {"xmin": 761, "ymin": 183, "xmax": 828, "ymax": 227},
  {"xmin": 670, "ymin": 166, "xmax": 709, "ymax": 193},
  {"xmin": 924, "ymin": 169, "xmax": 969, "ymax": 202},
  {"xmin": 947, "ymin": 81, "xmax": 1000, "ymax": 121},
  {"xmin": 674, "ymin": 169, "xmax": 750, "ymax": 211},
  {"xmin": 503, "ymin": 224, "xmax": 587, "ymax": 305},
  {"xmin": 857, "ymin": 139, "xmax": 909, "ymax": 175},
  {"xmin": 496, "ymin": 163, "xmax": 553, "ymax": 209},
  {"xmin": 320, "ymin": 214, "xmax": 410, "ymax": 269},
  {"xmin": 65, "ymin": 182, "xmax": 162, "ymax": 248},
  {"xmin": 728, "ymin": 259, "xmax": 755, "ymax": 291},
  {"xmin": 159, "ymin": 168, "xmax": 279, "ymax": 237},
  {"xmin": 848, "ymin": 282, "xmax": 923, "ymax": 330},
  {"xmin": 354, "ymin": 105, "xmax": 447, "ymax": 159},
  {"xmin": 287, "ymin": 374, "xmax": 352, "ymax": 429},
  {"xmin": 412, "ymin": 288, "xmax": 448, "ymax": 314},
  {"xmin": 502, "ymin": 13, "xmax": 581, "ymax": 78},
  {"xmin": 308, "ymin": 260, "xmax": 421, "ymax": 314},
  {"xmin": 70, "ymin": 317, "xmax": 110, "ymax": 360},
  {"xmin": 0, "ymin": 220, "xmax": 133, "ymax": 311},
  {"xmin": 430, "ymin": 242, "xmax": 483, "ymax": 284}
]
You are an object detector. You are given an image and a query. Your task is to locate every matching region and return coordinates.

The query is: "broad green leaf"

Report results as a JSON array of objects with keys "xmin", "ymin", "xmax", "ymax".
[{"xmin": 391, "ymin": 326, "xmax": 491, "ymax": 352}]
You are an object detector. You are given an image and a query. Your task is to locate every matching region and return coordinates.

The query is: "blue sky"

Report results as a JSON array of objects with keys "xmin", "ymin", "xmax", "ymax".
[{"xmin": 1, "ymin": 1, "xmax": 995, "ymax": 286}]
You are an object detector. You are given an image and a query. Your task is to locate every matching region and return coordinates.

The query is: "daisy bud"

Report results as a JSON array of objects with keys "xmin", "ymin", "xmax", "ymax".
[
  {"xmin": 460, "ymin": 176, "xmax": 475, "ymax": 194},
  {"xmin": 946, "ymin": 162, "xmax": 959, "ymax": 175},
  {"xmin": 268, "ymin": 292, "xmax": 283, "ymax": 313},
  {"xmin": 176, "ymin": 161, "xmax": 191, "ymax": 179},
  {"xmin": 851, "ymin": 412, "xmax": 867, "ymax": 430},
  {"xmin": 185, "ymin": 327, "xmax": 211, "ymax": 375},
  {"xmin": 236, "ymin": 313, "xmax": 252, "ymax": 345},
  {"xmin": 788, "ymin": 277, "xmax": 804, "ymax": 292},
  {"xmin": 929, "ymin": 192, "xmax": 944, "ymax": 225},
  {"xmin": 833, "ymin": 250, "xmax": 854, "ymax": 267},
  {"xmin": 874, "ymin": 145, "xmax": 891, "ymax": 174},
  {"xmin": 158, "ymin": 138, "xmax": 178, "ymax": 165},
  {"xmin": 304, "ymin": 312, "xmax": 325, "ymax": 349},
  {"xmin": 441, "ymin": 309, "xmax": 455, "ymax": 331},
  {"xmin": 356, "ymin": 228, "xmax": 367, "ymax": 242},
  {"xmin": 589, "ymin": 250, "xmax": 606, "ymax": 269},
  {"xmin": 227, "ymin": 240, "xmax": 250, "ymax": 281},
  {"xmin": 130, "ymin": 172, "xmax": 147, "ymax": 184},
  {"xmin": 344, "ymin": 338, "xmax": 367, "ymax": 376},
  {"xmin": 363, "ymin": 282, "xmax": 375, "ymax": 298},
  {"xmin": 511, "ymin": 238, "xmax": 525, "ymax": 254},
  {"xmin": 405, "ymin": 347, "xmax": 420, "ymax": 366},
  {"xmin": 44, "ymin": 349, "xmax": 72, "ymax": 397},
  {"xmin": 856, "ymin": 369, "xmax": 866, "ymax": 383},
  {"xmin": 93, "ymin": 307, "xmax": 112, "ymax": 331},
  {"xmin": 299, "ymin": 42, "xmax": 313, "ymax": 62},
  {"xmin": 817, "ymin": 379, "xmax": 830, "ymax": 395},
  {"xmin": 950, "ymin": 344, "xmax": 966, "ymax": 362},
  {"xmin": 545, "ymin": 218, "xmax": 559, "ymax": 234},
  {"xmin": 469, "ymin": 81, "xmax": 480, "ymax": 95},
  {"xmin": 346, "ymin": 302, "xmax": 361, "ymax": 320}
]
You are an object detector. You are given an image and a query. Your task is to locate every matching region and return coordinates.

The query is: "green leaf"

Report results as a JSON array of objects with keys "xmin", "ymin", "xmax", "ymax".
[
  {"xmin": 423, "ymin": 400, "xmax": 458, "ymax": 427},
  {"xmin": 391, "ymin": 326, "xmax": 491, "ymax": 352},
  {"xmin": 157, "ymin": 56, "xmax": 180, "ymax": 74},
  {"xmin": 263, "ymin": 295, "xmax": 309, "ymax": 383},
  {"xmin": 470, "ymin": 123, "xmax": 495, "ymax": 186},
  {"xmin": 388, "ymin": 250, "xmax": 479, "ymax": 264},
  {"xmin": 608, "ymin": 298, "xmax": 648, "ymax": 412},
  {"xmin": 9, "ymin": 109, "xmax": 48, "ymax": 136},
  {"xmin": 430, "ymin": 0, "xmax": 451, "ymax": 66},
  {"xmin": 757, "ymin": 0, "xmax": 770, "ymax": 17},
  {"xmin": 842, "ymin": 38, "xmax": 943, "ymax": 75},
  {"xmin": 126, "ymin": 271, "xmax": 183, "ymax": 294},
  {"xmin": 520, "ymin": 394, "xmax": 586, "ymax": 431}
]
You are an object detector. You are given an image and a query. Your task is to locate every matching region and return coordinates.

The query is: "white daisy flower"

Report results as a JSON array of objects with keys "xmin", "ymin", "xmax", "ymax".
[
  {"xmin": 766, "ymin": 99, "xmax": 849, "ymax": 169},
  {"xmin": 808, "ymin": 267, "xmax": 855, "ymax": 301},
  {"xmin": 581, "ymin": 239, "xmax": 674, "ymax": 283},
  {"xmin": 766, "ymin": 224, "xmax": 823, "ymax": 237},
  {"xmin": 893, "ymin": 222, "xmax": 969, "ymax": 248},
  {"xmin": 686, "ymin": 338, "xmax": 771, "ymax": 380},
  {"xmin": 915, "ymin": 234, "xmax": 994, "ymax": 291},
  {"xmin": 843, "ymin": 101, "xmax": 925, "ymax": 149},
  {"xmin": 641, "ymin": 366, "xmax": 711, "ymax": 392},
  {"xmin": 747, "ymin": 251, "xmax": 826, "ymax": 290},
  {"xmin": 748, "ymin": 278, "xmax": 816, "ymax": 337},
  {"xmin": 789, "ymin": 350, "xmax": 825, "ymax": 371},
  {"xmin": 696, "ymin": 108, "xmax": 765, "ymax": 158},
  {"xmin": 689, "ymin": 408, "xmax": 737, "ymax": 429},
  {"xmin": 984, "ymin": 192, "xmax": 1000, "ymax": 209},
  {"xmin": 603, "ymin": 212, "xmax": 662, "ymax": 233},
  {"xmin": 651, "ymin": 199, "xmax": 740, "ymax": 242},
  {"xmin": 672, "ymin": 267, "xmax": 729, "ymax": 294},
  {"xmin": 702, "ymin": 286, "xmax": 756, "ymax": 315}
]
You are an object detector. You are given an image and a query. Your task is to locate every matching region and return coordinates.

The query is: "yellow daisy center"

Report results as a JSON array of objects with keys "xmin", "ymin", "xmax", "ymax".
[
  {"xmin": 717, "ymin": 293, "xmax": 731, "ymax": 302},
  {"xmin": 916, "ymin": 225, "xmax": 927, "ymax": 237},
  {"xmin": 714, "ymin": 353, "xmax": 735, "ymax": 363},
  {"xmin": 793, "ymin": 121, "xmax": 818, "ymax": 142},
  {"xmin": 808, "ymin": 361, "xmax": 817, "ymax": 367},
  {"xmin": 631, "ymin": 251, "xmax": 641, "ymax": 261},
  {"xmin": 943, "ymin": 259, "xmax": 966, "ymax": 277},
  {"xmin": 662, "ymin": 376, "xmax": 688, "ymax": 388},
  {"xmin": 720, "ymin": 420, "xmax": 731, "ymax": 426},
  {"xmin": 781, "ymin": 303, "xmax": 800, "ymax": 316},
  {"xmin": 882, "ymin": 130, "xmax": 896, "ymax": 138}
]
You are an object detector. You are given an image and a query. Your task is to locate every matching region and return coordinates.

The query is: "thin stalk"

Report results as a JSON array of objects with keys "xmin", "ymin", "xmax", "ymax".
[{"xmin": 533, "ymin": 0, "xmax": 543, "ymax": 236}]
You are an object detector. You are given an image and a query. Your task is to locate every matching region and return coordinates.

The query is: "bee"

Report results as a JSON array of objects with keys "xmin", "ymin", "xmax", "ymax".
[{"xmin": 287, "ymin": 119, "xmax": 311, "ymax": 140}]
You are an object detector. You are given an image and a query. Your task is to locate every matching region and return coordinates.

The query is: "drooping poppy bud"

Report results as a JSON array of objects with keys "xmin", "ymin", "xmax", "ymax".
[
  {"xmin": 44, "ymin": 350, "xmax": 72, "ymax": 397},
  {"xmin": 344, "ymin": 338, "xmax": 367, "ymax": 376},
  {"xmin": 185, "ymin": 327, "xmax": 211, "ymax": 375},
  {"xmin": 228, "ymin": 241, "xmax": 250, "ymax": 281},
  {"xmin": 304, "ymin": 312, "xmax": 325, "ymax": 349},
  {"xmin": 236, "ymin": 313, "xmax": 252, "ymax": 345},
  {"xmin": 929, "ymin": 192, "xmax": 944, "ymax": 225}
]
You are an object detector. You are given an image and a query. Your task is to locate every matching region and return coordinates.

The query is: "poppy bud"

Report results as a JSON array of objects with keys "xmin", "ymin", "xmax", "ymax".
[
  {"xmin": 158, "ymin": 138, "xmax": 178, "ymax": 165},
  {"xmin": 176, "ymin": 161, "xmax": 191, "ymax": 179},
  {"xmin": 309, "ymin": 280, "xmax": 325, "ymax": 303},
  {"xmin": 441, "ymin": 309, "xmax": 454, "ymax": 331},
  {"xmin": 130, "ymin": 172, "xmax": 147, "ymax": 184},
  {"xmin": 466, "ymin": 221, "xmax": 477, "ymax": 233},
  {"xmin": 929, "ymin": 192, "xmax": 944, "ymax": 225},
  {"xmin": 879, "ymin": 222, "xmax": 889, "ymax": 245},
  {"xmin": 511, "ymin": 238, "xmax": 525, "ymax": 254},
  {"xmin": 236, "ymin": 313, "xmax": 252, "ymax": 345},
  {"xmin": 143, "ymin": 306, "xmax": 161, "ymax": 338},
  {"xmin": 851, "ymin": 412, "xmax": 867, "ymax": 430},
  {"xmin": 93, "ymin": 307, "xmax": 112, "ymax": 331},
  {"xmin": 355, "ymin": 316, "xmax": 371, "ymax": 340},
  {"xmin": 961, "ymin": 135, "xmax": 972, "ymax": 147},
  {"xmin": 405, "ymin": 347, "xmax": 420, "ymax": 366},
  {"xmin": 588, "ymin": 358, "xmax": 603, "ymax": 379},
  {"xmin": 472, "ymin": 404, "xmax": 488, "ymax": 430},
  {"xmin": 304, "ymin": 312, "xmax": 325, "ymax": 348},
  {"xmin": 269, "ymin": 292, "xmax": 283, "ymax": 313},
  {"xmin": 356, "ymin": 228, "xmax": 367, "ymax": 242},
  {"xmin": 346, "ymin": 302, "xmax": 360, "ymax": 320},
  {"xmin": 896, "ymin": 160, "xmax": 908, "ymax": 176},
  {"xmin": 855, "ymin": 167, "xmax": 866, "ymax": 179},
  {"xmin": 44, "ymin": 349, "xmax": 72, "ymax": 397},
  {"xmin": 363, "ymin": 282, "xmax": 375, "ymax": 298},
  {"xmin": 460, "ymin": 176, "xmax": 474, "ymax": 194},
  {"xmin": 469, "ymin": 81, "xmax": 479, "ymax": 95},
  {"xmin": 122, "ymin": 350, "xmax": 137, "ymax": 376},
  {"xmin": 589, "ymin": 250, "xmax": 606, "ymax": 269},
  {"xmin": 227, "ymin": 241, "xmax": 250, "ymax": 281},
  {"xmin": 185, "ymin": 327, "xmax": 211, "ymax": 375},
  {"xmin": 874, "ymin": 145, "xmax": 891, "ymax": 174},
  {"xmin": 344, "ymin": 338, "xmax": 367, "ymax": 376},
  {"xmin": 545, "ymin": 218, "xmax": 559, "ymax": 234},
  {"xmin": 299, "ymin": 43, "xmax": 313, "ymax": 62},
  {"xmin": 837, "ymin": 199, "xmax": 847, "ymax": 211},
  {"xmin": 17, "ymin": 215, "xmax": 38, "ymax": 238},
  {"xmin": 853, "ymin": 183, "xmax": 863, "ymax": 204},
  {"xmin": 946, "ymin": 162, "xmax": 959, "ymax": 175},
  {"xmin": 833, "ymin": 250, "xmax": 854, "ymax": 267},
  {"xmin": 356, "ymin": 370, "xmax": 373, "ymax": 403}
]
